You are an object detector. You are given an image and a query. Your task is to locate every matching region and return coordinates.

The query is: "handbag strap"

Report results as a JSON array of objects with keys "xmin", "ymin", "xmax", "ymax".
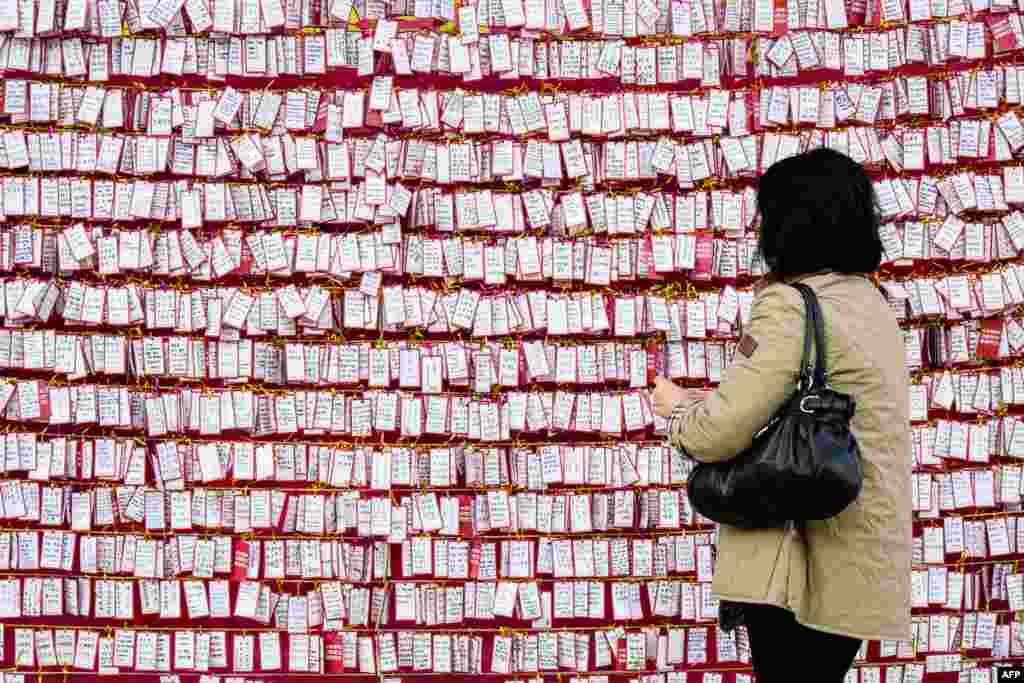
[{"xmin": 790, "ymin": 282, "xmax": 827, "ymax": 389}]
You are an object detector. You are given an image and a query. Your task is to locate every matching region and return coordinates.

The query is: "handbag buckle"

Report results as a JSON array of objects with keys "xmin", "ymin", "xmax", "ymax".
[{"xmin": 799, "ymin": 395, "xmax": 819, "ymax": 414}]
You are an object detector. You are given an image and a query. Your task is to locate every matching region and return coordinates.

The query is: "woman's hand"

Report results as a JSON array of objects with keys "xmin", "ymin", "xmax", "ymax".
[{"xmin": 653, "ymin": 377, "xmax": 705, "ymax": 418}]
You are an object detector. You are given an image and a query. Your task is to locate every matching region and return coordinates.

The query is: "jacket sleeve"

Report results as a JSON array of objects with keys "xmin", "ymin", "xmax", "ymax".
[{"xmin": 668, "ymin": 282, "xmax": 806, "ymax": 463}]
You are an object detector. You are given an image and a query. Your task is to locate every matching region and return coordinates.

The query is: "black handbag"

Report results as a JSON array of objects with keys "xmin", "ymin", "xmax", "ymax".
[{"xmin": 685, "ymin": 283, "xmax": 864, "ymax": 529}]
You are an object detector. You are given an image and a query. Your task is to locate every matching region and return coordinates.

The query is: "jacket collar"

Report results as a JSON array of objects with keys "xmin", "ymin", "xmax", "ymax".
[{"xmin": 753, "ymin": 270, "xmax": 864, "ymax": 293}]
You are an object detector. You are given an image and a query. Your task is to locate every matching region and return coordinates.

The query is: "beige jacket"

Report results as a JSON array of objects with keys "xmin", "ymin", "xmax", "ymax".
[{"xmin": 669, "ymin": 272, "xmax": 912, "ymax": 642}]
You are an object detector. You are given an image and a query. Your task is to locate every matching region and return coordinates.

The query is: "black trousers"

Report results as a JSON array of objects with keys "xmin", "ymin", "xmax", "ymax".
[{"xmin": 743, "ymin": 604, "xmax": 862, "ymax": 683}]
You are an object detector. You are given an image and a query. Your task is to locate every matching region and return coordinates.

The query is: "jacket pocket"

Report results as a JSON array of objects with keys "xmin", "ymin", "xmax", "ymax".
[
  {"xmin": 766, "ymin": 523, "xmax": 795, "ymax": 596},
  {"xmin": 715, "ymin": 527, "xmax": 791, "ymax": 602}
]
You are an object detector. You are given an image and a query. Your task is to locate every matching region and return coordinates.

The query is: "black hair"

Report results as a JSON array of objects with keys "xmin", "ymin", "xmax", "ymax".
[{"xmin": 756, "ymin": 148, "xmax": 883, "ymax": 280}]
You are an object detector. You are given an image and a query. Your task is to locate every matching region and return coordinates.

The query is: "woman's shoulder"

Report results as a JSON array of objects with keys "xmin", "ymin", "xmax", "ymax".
[
  {"xmin": 753, "ymin": 273, "xmax": 895, "ymax": 332},
  {"xmin": 750, "ymin": 280, "xmax": 806, "ymax": 320},
  {"xmin": 770, "ymin": 272, "xmax": 885, "ymax": 306}
]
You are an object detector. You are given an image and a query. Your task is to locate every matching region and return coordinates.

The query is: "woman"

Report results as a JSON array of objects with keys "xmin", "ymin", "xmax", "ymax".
[{"xmin": 652, "ymin": 148, "xmax": 912, "ymax": 682}]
